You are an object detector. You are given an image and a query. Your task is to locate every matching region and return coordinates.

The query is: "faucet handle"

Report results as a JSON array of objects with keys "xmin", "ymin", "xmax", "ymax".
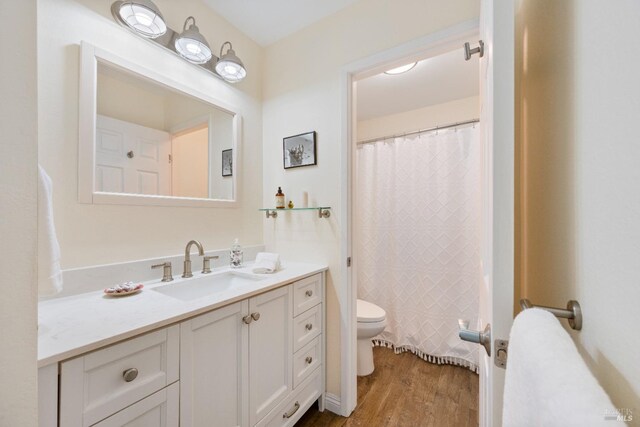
[
  {"xmin": 202, "ymin": 256, "xmax": 219, "ymax": 274},
  {"xmin": 151, "ymin": 262, "xmax": 173, "ymax": 282}
]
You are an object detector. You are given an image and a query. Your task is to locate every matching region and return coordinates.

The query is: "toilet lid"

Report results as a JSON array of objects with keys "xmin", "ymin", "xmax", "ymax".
[{"xmin": 357, "ymin": 299, "xmax": 386, "ymax": 323}]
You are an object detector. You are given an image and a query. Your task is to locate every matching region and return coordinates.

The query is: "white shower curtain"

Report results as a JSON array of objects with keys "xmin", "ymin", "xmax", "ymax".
[{"xmin": 356, "ymin": 124, "xmax": 481, "ymax": 372}]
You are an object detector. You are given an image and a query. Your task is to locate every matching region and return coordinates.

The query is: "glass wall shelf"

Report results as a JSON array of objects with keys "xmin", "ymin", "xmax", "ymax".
[{"xmin": 258, "ymin": 207, "xmax": 331, "ymax": 218}]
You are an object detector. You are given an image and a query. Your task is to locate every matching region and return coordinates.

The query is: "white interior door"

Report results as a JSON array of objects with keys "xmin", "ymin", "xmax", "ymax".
[
  {"xmin": 477, "ymin": 1, "xmax": 515, "ymax": 426},
  {"xmin": 96, "ymin": 115, "xmax": 171, "ymax": 195}
]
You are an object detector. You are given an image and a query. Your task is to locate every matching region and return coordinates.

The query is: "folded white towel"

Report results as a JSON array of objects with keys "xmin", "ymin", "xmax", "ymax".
[
  {"xmin": 252, "ymin": 252, "xmax": 281, "ymax": 274},
  {"xmin": 38, "ymin": 165, "xmax": 63, "ymax": 297},
  {"xmin": 503, "ymin": 308, "xmax": 615, "ymax": 427}
]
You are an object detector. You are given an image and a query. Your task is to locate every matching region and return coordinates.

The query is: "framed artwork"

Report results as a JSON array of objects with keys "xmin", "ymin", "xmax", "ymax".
[
  {"xmin": 222, "ymin": 149, "xmax": 232, "ymax": 177},
  {"xmin": 283, "ymin": 131, "xmax": 316, "ymax": 169}
]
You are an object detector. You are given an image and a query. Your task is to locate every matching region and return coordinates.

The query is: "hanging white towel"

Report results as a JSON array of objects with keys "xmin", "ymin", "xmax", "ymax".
[
  {"xmin": 503, "ymin": 308, "xmax": 616, "ymax": 426},
  {"xmin": 251, "ymin": 252, "xmax": 281, "ymax": 274},
  {"xmin": 38, "ymin": 165, "xmax": 63, "ymax": 297}
]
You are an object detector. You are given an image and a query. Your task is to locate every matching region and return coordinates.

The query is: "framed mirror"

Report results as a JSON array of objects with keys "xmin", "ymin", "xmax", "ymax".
[{"xmin": 78, "ymin": 42, "xmax": 241, "ymax": 207}]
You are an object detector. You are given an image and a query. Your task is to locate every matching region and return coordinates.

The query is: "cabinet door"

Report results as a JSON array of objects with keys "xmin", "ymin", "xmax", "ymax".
[
  {"xmin": 249, "ymin": 286, "xmax": 292, "ymax": 426},
  {"xmin": 180, "ymin": 301, "xmax": 249, "ymax": 427},
  {"xmin": 91, "ymin": 382, "xmax": 178, "ymax": 427}
]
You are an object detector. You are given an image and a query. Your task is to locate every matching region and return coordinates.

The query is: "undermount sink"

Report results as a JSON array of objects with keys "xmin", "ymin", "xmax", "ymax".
[{"xmin": 152, "ymin": 271, "xmax": 264, "ymax": 302}]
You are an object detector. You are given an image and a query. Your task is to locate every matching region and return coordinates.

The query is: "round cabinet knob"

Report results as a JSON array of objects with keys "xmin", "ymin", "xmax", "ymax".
[
  {"xmin": 122, "ymin": 368, "xmax": 138, "ymax": 382},
  {"xmin": 242, "ymin": 315, "xmax": 253, "ymax": 325},
  {"xmin": 305, "ymin": 290, "xmax": 313, "ymax": 297},
  {"xmin": 305, "ymin": 323, "xmax": 313, "ymax": 331},
  {"xmin": 305, "ymin": 356, "xmax": 313, "ymax": 364},
  {"xmin": 127, "ymin": 151, "xmax": 134, "ymax": 158},
  {"xmin": 251, "ymin": 312, "xmax": 261, "ymax": 321}
]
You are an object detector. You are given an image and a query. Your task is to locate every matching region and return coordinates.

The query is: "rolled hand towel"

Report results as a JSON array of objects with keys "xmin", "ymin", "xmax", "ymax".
[{"xmin": 252, "ymin": 252, "xmax": 281, "ymax": 274}]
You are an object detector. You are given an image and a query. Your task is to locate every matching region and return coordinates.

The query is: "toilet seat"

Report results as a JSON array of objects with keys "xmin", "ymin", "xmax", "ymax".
[{"xmin": 357, "ymin": 299, "xmax": 386, "ymax": 323}]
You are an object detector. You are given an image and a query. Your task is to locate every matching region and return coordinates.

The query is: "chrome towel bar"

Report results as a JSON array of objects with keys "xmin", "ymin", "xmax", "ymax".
[{"xmin": 520, "ymin": 299, "xmax": 582, "ymax": 331}]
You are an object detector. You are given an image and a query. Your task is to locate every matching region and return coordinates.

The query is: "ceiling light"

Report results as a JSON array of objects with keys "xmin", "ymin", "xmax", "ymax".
[
  {"xmin": 112, "ymin": 0, "xmax": 167, "ymax": 39},
  {"xmin": 215, "ymin": 42, "xmax": 247, "ymax": 83},
  {"xmin": 384, "ymin": 62, "xmax": 417, "ymax": 75},
  {"xmin": 175, "ymin": 16, "xmax": 212, "ymax": 64}
]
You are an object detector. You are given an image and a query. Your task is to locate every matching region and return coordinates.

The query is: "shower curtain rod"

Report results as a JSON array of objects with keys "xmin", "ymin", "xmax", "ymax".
[{"xmin": 356, "ymin": 118, "xmax": 480, "ymax": 145}]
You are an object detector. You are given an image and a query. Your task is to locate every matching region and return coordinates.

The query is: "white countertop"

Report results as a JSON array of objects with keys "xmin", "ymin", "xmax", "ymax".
[{"xmin": 38, "ymin": 262, "xmax": 327, "ymax": 367}]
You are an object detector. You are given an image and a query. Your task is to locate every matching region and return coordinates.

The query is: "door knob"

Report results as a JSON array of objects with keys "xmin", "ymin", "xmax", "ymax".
[
  {"xmin": 458, "ymin": 319, "xmax": 491, "ymax": 356},
  {"xmin": 251, "ymin": 312, "xmax": 260, "ymax": 321},
  {"xmin": 242, "ymin": 315, "xmax": 253, "ymax": 324}
]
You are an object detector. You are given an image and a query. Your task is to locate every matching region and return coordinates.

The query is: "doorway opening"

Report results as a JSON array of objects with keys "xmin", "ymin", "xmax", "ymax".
[
  {"xmin": 353, "ymin": 41, "xmax": 481, "ymax": 419},
  {"xmin": 310, "ymin": 20, "xmax": 489, "ymax": 423}
]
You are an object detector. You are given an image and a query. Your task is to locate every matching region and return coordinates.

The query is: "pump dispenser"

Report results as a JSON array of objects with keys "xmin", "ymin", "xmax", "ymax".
[{"xmin": 230, "ymin": 238, "xmax": 243, "ymax": 268}]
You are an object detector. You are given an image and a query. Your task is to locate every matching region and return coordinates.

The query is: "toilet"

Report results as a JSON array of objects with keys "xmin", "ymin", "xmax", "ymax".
[{"xmin": 357, "ymin": 299, "xmax": 387, "ymax": 376}]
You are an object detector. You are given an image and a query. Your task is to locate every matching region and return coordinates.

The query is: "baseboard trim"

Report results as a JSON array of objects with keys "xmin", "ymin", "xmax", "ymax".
[{"xmin": 323, "ymin": 393, "xmax": 342, "ymax": 415}]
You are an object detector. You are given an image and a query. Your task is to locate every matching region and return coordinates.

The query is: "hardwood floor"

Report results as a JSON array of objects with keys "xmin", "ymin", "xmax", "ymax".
[{"xmin": 295, "ymin": 347, "xmax": 479, "ymax": 427}]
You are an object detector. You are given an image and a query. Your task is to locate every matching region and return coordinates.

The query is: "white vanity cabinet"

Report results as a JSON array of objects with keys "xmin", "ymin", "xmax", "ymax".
[
  {"xmin": 59, "ymin": 326, "xmax": 180, "ymax": 427},
  {"xmin": 181, "ymin": 277, "xmax": 324, "ymax": 427},
  {"xmin": 52, "ymin": 272, "xmax": 325, "ymax": 427},
  {"xmin": 91, "ymin": 383, "xmax": 179, "ymax": 427},
  {"xmin": 180, "ymin": 301, "xmax": 249, "ymax": 427},
  {"xmin": 249, "ymin": 286, "xmax": 293, "ymax": 426},
  {"xmin": 255, "ymin": 273, "xmax": 324, "ymax": 427}
]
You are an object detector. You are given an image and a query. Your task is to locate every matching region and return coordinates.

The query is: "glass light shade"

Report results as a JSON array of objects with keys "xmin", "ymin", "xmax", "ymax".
[
  {"xmin": 215, "ymin": 47, "xmax": 247, "ymax": 83},
  {"xmin": 117, "ymin": 0, "xmax": 166, "ymax": 38},
  {"xmin": 384, "ymin": 62, "xmax": 418, "ymax": 75},
  {"xmin": 175, "ymin": 20, "xmax": 212, "ymax": 64}
]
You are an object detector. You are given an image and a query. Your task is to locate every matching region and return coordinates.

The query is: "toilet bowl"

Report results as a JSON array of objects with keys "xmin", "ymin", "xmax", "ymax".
[{"xmin": 357, "ymin": 299, "xmax": 387, "ymax": 376}]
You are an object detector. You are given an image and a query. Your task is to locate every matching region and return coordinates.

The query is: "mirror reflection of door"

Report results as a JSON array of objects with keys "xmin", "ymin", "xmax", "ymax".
[
  {"xmin": 95, "ymin": 115, "xmax": 171, "ymax": 195},
  {"xmin": 95, "ymin": 62, "xmax": 235, "ymax": 200}
]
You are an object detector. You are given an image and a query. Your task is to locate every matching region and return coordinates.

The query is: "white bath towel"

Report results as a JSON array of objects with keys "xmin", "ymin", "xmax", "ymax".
[
  {"xmin": 252, "ymin": 252, "xmax": 281, "ymax": 274},
  {"xmin": 38, "ymin": 165, "xmax": 63, "ymax": 297},
  {"xmin": 503, "ymin": 308, "xmax": 616, "ymax": 426}
]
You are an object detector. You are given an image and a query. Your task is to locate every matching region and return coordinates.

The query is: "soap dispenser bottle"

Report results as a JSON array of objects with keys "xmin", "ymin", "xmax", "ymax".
[
  {"xmin": 230, "ymin": 238, "xmax": 243, "ymax": 268},
  {"xmin": 275, "ymin": 187, "xmax": 285, "ymax": 209}
]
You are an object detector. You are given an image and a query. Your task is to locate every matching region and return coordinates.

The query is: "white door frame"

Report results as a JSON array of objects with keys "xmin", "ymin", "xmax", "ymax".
[{"xmin": 338, "ymin": 19, "xmax": 480, "ymax": 416}]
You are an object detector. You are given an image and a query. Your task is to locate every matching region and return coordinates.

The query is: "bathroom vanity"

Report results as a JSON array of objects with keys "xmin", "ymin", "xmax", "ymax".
[{"xmin": 38, "ymin": 263, "xmax": 327, "ymax": 427}]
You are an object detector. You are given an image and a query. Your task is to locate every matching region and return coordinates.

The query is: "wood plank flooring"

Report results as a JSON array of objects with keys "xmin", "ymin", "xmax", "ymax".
[{"xmin": 295, "ymin": 347, "xmax": 479, "ymax": 427}]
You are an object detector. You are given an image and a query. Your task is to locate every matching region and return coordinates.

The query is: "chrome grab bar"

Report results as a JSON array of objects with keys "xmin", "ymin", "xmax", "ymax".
[{"xmin": 520, "ymin": 298, "xmax": 582, "ymax": 331}]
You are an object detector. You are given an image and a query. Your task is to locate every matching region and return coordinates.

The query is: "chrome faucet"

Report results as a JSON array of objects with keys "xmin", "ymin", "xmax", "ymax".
[{"xmin": 183, "ymin": 240, "xmax": 204, "ymax": 278}]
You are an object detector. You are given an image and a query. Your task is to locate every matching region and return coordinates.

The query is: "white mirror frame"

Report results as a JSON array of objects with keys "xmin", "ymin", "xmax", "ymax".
[{"xmin": 78, "ymin": 41, "xmax": 242, "ymax": 208}]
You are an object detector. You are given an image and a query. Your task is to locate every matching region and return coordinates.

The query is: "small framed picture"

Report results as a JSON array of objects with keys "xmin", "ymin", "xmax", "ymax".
[
  {"xmin": 283, "ymin": 131, "xmax": 316, "ymax": 169},
  {"xmin": 222, "ymin": 149, "xmax": 232, "ymax": 177}
]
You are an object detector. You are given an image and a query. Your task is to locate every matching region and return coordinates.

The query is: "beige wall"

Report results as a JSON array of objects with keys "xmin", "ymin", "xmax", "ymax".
[
  {"xmin": 0, "ymin": 1, "xmax": 38, "ymax": 425},
  {"xmin": 97, "ymin": 71, "xmax": 167, "ymax": 131},
  {"xmin": 357, "ymin": 95, "xmax": 479, "ymax": 142},
  {"xmin": 38, "ymin": 0, "xmax": 264, "ymax": 268},
  {"xmin": 262, "ymin": 0, "xmax": 479, "ymax": 397},
  {"xmin": 517, "ymin": 0, "xmax": 640, "ymax": 411}
]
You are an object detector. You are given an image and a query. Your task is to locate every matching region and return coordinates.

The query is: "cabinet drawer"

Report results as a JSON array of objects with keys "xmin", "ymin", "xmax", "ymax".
[
  {"xmin": 91, "ymin": 382, "xmax": 179, "ymax": 427},
  {"xmin": 293, "ymin": 336, "xmax": 322, "ymax": 389},
  {"xmin": 293, "ymin": 304, "xmax": 321, "ymax": 352},
  {"xmin": 292, "ymin": 274, "xmax": 322, "ymax": 316},
  {"xmin": 256, "ymin": 369, "xmax": 322, "ymax": 427},
  {"xmin": 60, "ymin": 325, "xmax": 179, "ymax": 427}
]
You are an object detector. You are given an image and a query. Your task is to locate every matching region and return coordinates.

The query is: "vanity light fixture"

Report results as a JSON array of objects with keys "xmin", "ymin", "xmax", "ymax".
[
  {"xmin": 112, "ymin": 0, "xmax": 167, "ymax": 39},
  {"xmin": 215, "ymin": 42, "xmax": 247, "ymax": 83},
  {"xmin": 175, "ymin": 16, "xmax": 213, "ymax": 64},
  {"xmin": 384, "ymin": 62, "xmax": 418, "ymax": 75},
  {"xmin": 110, "ymin": 2, "xmax": 247, "ymax": 83}
]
